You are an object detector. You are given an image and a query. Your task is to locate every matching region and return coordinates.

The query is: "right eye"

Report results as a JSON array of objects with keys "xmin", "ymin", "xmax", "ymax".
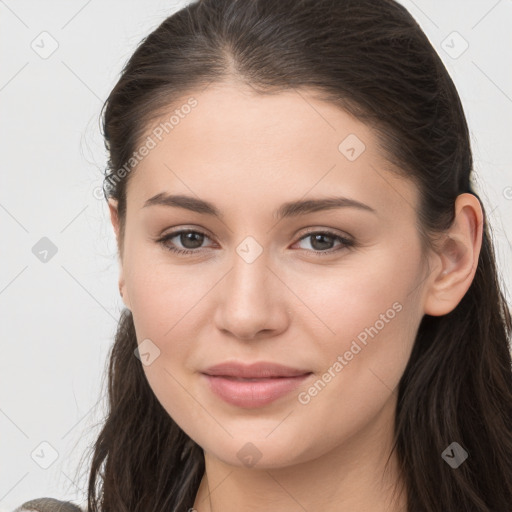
[{"xmin": 157, "ymin": 229, "xmax": 215, "ymax": 255}]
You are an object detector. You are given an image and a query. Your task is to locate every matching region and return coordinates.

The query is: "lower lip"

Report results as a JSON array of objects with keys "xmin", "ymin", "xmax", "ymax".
[{"xmin": 202, "ymin": 373, "xmax": 312, "ymax": 408}]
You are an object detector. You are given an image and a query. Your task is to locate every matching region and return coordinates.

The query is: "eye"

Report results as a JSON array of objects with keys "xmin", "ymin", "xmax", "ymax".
[
  {"xmin": 293, "ymin": 230, "xmax": 354, "ymax": 256},
  {"xmin": 157, "ymin": 229, "xmax": 214, "ymax": 255},
  {"xmin": 156, "ymin": 228, "xmax": 354, "ymax": 256}
]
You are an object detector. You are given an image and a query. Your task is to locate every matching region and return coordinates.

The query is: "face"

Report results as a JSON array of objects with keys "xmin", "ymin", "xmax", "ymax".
[{"xmin": 110, "ymin": 82, "xmax": 431, "ymax": 469}]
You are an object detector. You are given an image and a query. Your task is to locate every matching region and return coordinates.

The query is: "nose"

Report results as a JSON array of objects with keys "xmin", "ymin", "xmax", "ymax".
[{"xmin": 213, "ymin": 247, "xmax": 290, "ymax": 341}]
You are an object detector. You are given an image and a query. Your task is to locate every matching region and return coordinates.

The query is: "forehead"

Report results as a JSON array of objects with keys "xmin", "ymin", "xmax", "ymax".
[{"xmin": 126, "ymin": 83, "xmax": 419, "ymax": 222}]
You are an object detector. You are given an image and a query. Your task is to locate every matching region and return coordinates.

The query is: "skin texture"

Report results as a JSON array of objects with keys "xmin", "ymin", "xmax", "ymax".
[{"xmin": 108, "ymin": 82, "xmax": 483, "ymax": 511}]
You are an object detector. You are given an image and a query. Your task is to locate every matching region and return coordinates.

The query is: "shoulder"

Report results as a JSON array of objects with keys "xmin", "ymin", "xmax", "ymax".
[{"xmin": 12, "ymin": 497, "xmax": 84, "ymax": 512}]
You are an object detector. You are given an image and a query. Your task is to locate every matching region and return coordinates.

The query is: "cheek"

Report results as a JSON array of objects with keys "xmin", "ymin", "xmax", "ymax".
[
  {"xmin": 290, "ymin": 242, "xmax": 422, "ymax": 399},
  {"xmin": 291, "ymin": 243, "xmax": 421, "ymax": 346},
  {"xmin": 126, "ymin": 257, "xmax": 212, "ymax": 432},
  {"xmin": 125, "ymin": 246, "xmax": 216, "ymax": 338},
  {"xmin": 291, "ymin": 287, "xmax": 419, "ymax": 457}
]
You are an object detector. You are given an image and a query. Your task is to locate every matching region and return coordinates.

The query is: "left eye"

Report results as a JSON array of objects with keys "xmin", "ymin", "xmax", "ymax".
[
  {"xmin": 157, "ymin": 229, "xmax": 354, "ymax": 256},
  {"xmin": 294, "ymin": 231, "xmax": 354, "ymax": 253}
]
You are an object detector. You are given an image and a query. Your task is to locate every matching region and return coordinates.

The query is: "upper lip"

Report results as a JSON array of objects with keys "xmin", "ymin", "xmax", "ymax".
[{"xmin": 202, "ymin": 361, "xmax": 312, "ymax": 378}]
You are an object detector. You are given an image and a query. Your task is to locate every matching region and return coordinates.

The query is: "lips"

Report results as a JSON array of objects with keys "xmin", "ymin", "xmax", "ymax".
[
  {"xmin": 201, "ymin": 361, "xmax": 313, "ymax": 408},
  {"xmin": 202, "ymin": 361, "xmax": 311, "ymax": 379}
]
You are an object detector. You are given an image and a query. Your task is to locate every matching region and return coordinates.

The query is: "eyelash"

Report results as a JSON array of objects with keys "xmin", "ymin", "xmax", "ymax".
[{"xmin": 156, "ymin": 229, "xmax": 355, "ymax": 257}]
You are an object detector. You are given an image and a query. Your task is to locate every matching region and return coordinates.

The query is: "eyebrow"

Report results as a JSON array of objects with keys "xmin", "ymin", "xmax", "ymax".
[{"xmin": 142, "ymin": 192, "xmax": 377, "ymax": 220}]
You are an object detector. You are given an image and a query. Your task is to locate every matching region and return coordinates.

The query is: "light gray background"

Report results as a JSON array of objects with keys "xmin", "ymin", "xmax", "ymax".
[{"xmin": 0, "ymin": 0, "xmax": 511, "ymax": 509}]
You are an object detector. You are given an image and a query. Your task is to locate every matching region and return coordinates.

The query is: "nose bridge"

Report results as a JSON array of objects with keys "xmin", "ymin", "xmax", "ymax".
[
  {"xmin": 228, "ymin": 239, "xmax": 271, "ymax": 303},
  {"xmin": 214, "ymin": 237, "xmax": 286, "ymax": 338}
]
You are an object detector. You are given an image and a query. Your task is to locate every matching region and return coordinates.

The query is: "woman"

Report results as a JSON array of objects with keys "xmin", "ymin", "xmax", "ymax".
[{"xmin": 17, "ymin": 0, "xmax": 512, "ymax": 510}]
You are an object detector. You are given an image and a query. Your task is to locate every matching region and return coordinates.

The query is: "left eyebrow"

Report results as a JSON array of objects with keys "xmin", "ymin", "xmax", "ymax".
[{"xmin": 142, "ymin": 193, "xmax": 377, "ymax": 220}]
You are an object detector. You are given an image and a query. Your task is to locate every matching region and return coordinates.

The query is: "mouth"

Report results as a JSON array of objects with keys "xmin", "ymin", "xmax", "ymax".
[
  {"xmin": 218, "ymin": 376, "xmax": 298, "ymax": 381},
  {"xmin": 202, "ymin": 360, "xmax": 312, "ymax": 379},
  {"xmin": 201, "ymin": 372, "xmax": 314, "ymax": 408}
]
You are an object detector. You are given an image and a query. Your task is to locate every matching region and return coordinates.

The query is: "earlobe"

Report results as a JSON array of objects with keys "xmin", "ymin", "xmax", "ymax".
[
  {"xmin": 423, "ymin": 193, "xmax": 484, "ymax": 317},
  {"xmin": 118, "ymin": 275, "xmax": 131, "ymax": 311}
]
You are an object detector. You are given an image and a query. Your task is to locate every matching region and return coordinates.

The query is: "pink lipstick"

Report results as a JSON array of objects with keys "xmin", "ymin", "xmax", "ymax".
[{"xmin": 201, "ymin": 361, "xmax": 313, "ymax": 408}]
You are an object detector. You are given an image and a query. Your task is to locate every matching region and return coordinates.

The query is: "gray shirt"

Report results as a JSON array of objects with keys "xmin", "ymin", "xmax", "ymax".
[{"xmin": 13, "ymin": 497, "xmax": 84, "ymax": 512}]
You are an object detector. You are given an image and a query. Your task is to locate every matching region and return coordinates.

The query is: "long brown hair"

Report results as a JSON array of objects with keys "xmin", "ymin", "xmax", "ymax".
[{"xmin": 80, "ymin": 0, "xmax": 512, "ymax": 510}]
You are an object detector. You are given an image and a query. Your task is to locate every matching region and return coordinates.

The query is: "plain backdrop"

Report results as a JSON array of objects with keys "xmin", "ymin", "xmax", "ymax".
[{"xmin": 0, "ymin": 0, "xmax": 511, "ymax": 509}]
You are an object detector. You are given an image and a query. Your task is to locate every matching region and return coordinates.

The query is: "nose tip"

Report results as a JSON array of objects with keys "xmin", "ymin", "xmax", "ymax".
[{"xmin": 213, "ymin": 256, "xmax": 291, "ymax": 341}]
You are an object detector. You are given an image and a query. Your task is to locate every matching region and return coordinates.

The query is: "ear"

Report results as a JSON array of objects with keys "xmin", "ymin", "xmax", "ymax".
[
  {"xmin": 423, "ymin": 193, "xmax": 484, "ymax": 317},
  {"xmin": 108, "ymin": 199, "xmax": 131, "ymax": 310},
  {"xmin": 108, "ymin": 198, "xmax": 121, "ymax": 245}
]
